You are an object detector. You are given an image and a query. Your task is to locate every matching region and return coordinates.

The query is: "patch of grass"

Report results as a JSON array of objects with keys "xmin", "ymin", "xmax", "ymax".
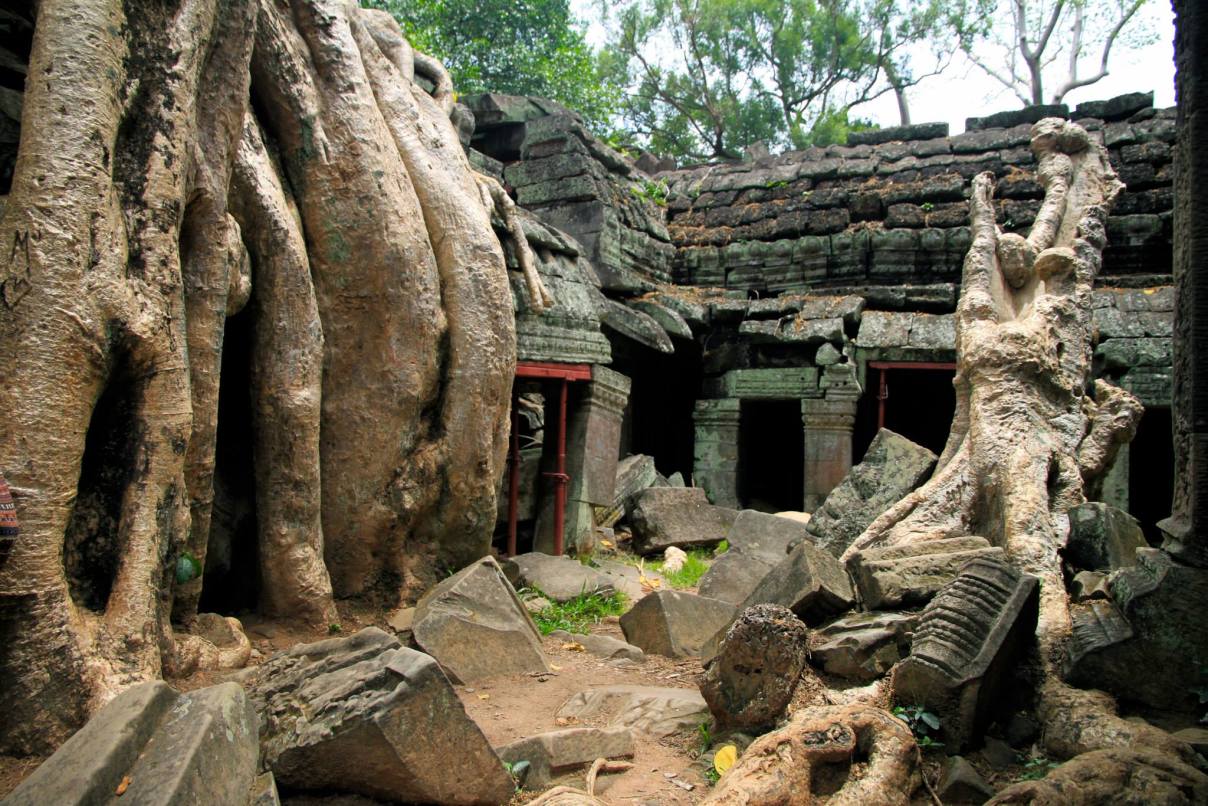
[
  {"xmin": 525, "ymin": 588, "xmax": 628, "ymax": 635},
  {"xmin": 617, "ymin": 548, "xmax": 715, "ymax": 590}
]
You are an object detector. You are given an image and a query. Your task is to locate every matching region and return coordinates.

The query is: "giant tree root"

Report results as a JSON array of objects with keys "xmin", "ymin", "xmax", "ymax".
[
  {"xmin": 701, "ymin": 704, "xmax": 920, "ymax": 806},
  {"xmin": 987, "ymin": 747, "xmax": 1208, "ymax": 804}
]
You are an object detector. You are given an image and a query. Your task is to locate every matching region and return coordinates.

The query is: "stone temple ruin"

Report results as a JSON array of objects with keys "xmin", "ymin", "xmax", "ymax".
[{"xmin": 472, "ymin": 89, "xmax": 1178, "ymax": 556}]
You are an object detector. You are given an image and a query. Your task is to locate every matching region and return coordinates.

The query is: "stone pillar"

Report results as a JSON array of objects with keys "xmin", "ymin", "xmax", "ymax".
[
  {"xmin": 1163, "ymin": 0, "xmax": 1208, "ymax": 567},
  {"xmin": 693, "ymin": 399, "xmax": 740, "ymax": 508},
  {"xmin": 801, "ymin": 397, "xmax": 857, "ymax": 511},
  {"xmin": 534, "ymin": 366, "xmax": 630, "ymax": 555},
  {"xmin": 1098, "ymin": 443, "xmax": 1130, "ymax": 513}
]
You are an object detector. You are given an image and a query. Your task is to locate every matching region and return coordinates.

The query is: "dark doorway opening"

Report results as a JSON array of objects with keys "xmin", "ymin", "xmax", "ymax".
[
  {"xmin": 855, "ymin": 363, "xmax": 956, "ymax": 462},
  {"xmin": 613, "ymin": 338, "xmax": 702, "ymax": 481},
  {"xmin": 738, "ymin": 399, "xmax": 804, "ymax": 512},
  {"xmin": 199, "ymin": 306, "xmax": 259, "ymax": 615},
  {"xmin": 1129, "ymin": 406, "xmax": 1174, "ymax": 544}
]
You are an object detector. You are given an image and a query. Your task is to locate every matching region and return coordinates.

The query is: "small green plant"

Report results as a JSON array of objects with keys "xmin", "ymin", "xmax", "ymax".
[
  {"xmin": 714, "ymin": 539, "xmax": 730, "ymax": 556},
  {"xmin": 704, "ymin": 766, "xmax": 721, "ymax": 785},
  {"xmin": 764, "ymin": 179, "xmax": 790, "ymax": 189},
  {"xmin": 921, "ymin": 201, "xmax": 935, "ymax": 212},
  {"xmin": 327, "ymin": 622, "xmax": 342, "ymax": 634},
  {"xmin": 1017, "ymin": 755, "xmax": 1060, "ymax": 781},
  {"xmin": 697, "ymin": 722, "xmax": 714, "ymax": 754},
  {"xmin": 631, "ymin": 178, "xmax": 669, "ymax": 206},
  {"xmin": 527, "ymin": 588, "xmax": 628, "ymax": 635},
  {"xmin": 891, "ymin": 704, "xmax": 943, "ymax": 749}
]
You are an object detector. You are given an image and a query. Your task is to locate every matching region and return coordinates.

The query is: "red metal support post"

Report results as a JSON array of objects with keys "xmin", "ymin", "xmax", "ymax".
[{"xmin": 552, "ymin": 377, "xmax": 569, "ymax": 556}]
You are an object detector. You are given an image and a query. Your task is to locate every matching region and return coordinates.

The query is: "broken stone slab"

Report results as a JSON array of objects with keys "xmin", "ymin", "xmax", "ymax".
[
  {"xmin": 595, "ymin": 454, "xmax": 659, "ymax": 528},
  {"xmin": 248, "ymin": 627, "xmax": 513, "ymax": 805},
  {"xmin": 501, "ymin": 552, "xmax": 617, "ymax": 602},
  {"xmin": 630, "ymin": 486, "xmax": 738, "ymax": 555},
  {"xmin": 1069, "ymin": 549, "xmax": 1208, "ymax": 711},
  {"xmin": 892, "ymin": 557, "xmax": 1039, "ymax": 752},
  {"xmin": 727, "ymin": 509, "xmax": 811, "ymax": 557},
  {"xmin": 847, "ymin": 536, "xmax": 1005, "ymax": 610},
  {"xmin": 496, "ymin": 727, "xmax": 634, "ymax": 789},
  {"xmin": 592, "ymin": 558, "xmax": 665, "ymax": 601},
  {"xmin": 413, "ymin": 555, "xmax": 549, "ymax": 683},
  {"xmin": 696, "ymin": 548, "xmax": 778, "ymax": 606},
  {"xmin": 737, "ymin": 540, "xmax": 855, "ymax": 626},
  {"xmin": 938, "ymin": 756, "xmax": 994, "ymax": 805},
  {"xmin": 805, "ymin": 429, "xmax": 937, "ymax": 557},
  {"xmin": 700, "ymin": 605, "xmax": 809, "ymax": 730},
  {"xmin": 620, "ymin": 590, "xmax": 737, "ymax": 658},
  {"xmin": 549, "ymin": 629, "xmax": 645, "ymax": 662},
  {"xmin": 811, "ymin": 611, "xmax": 918, "ymax": 681},
  {"xmin": 6, "ymin": 680, "xmax": 259, "ymax": 806},
  {"xmin": 556, "ymin": 685, "xmax": 709, "ymax": 738},
  {"xmin": 986, "ymin": 747, "xmax": 1208, "ymax": 805},
  {"xmin": 1064, "ymin": 502, "xmax": 1148, "ymax": 571},
  {"xmin": 1070, "ymin": 569, "xmax": 1110, "ymax": 600}
]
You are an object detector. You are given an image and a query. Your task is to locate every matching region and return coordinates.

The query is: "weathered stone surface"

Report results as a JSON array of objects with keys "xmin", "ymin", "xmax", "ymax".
[
  {"xmin": 549, "ymin": 630, "xmax": 645, "ymax": 662},
  {"xmin": 700, "ymin": 605, "xmax": 809, "ymax": 730},
  {"xmin": 630, "ymin": 487, "xmax": 738, "ymax": 555},
  {"xmin": 1069, "ymin": 549, "xmax": 1208, "ymax": 711},
  {"xmin": 497, "ymin": 727, "xmax": 634, "ymax": 788},
  {"xmin": 1070, "ymin": 570, "xmax": 1110, "ymax": 600},
  {"xmin": 248, "ymin": 628, "xmax": 513, "ymax": 805},
  {"xmin": 5, "ymin": 681, "xmax": 258, "ymax": 806},
  {"xmin": 620, "ymin": 590, "xmax": 737, "ymax": 658},
  {"xmin": 413, "ymin": 556, "xmax": 549, "ymax": 683},
  {"xmin": 697, "ymin": 510, "xmax": 809, "ymax": 604},
  {"xmin": 248, "ymin": 772, "xmax": 281, "ymax": 806},
  {"xmin": 806, "ymin": 429, "xmax": 937, "ymax": 557},
  {"xmin": 938, "ymin": 756, "xmax": 994, "ymax": 805},
  {"xmin": 848, "ymin": 536, "xmax": 1004, "ymax": 610},
  {"xmin": 1075, "ymin": 92, "xmax": 1155, "ymax": 122},
  {"xmin": 848, "ymin": 122, "xmax": 949, "ymax": 146},
  {"xmin": 1063, "ymin": 502, "xmax": 1148, "ymax": 571},
  {"xmin": 966, "ymin": 104, "xmax": 1068, "ymax": 131},
  {"xmin": 893, "ymin": 558, "xmax": 1039, "ymax": 751},
  {"xmin": 594, "ymin": 454, "xmax": 659, "ymax": 528},
  {"xmin": 501, "ymin": 552, "xmax": 616, "ymax": 602},
  {"xmin": 739, "ymin": 540, "xmax": 855, "ymax": 625},
  {"xmin": 986, "ymin": 747, "xmax": 1208, "ymax": 805},
  {"xmin": 556, "ymin": 685, "xmax": 709, "ymax": 737},
  {"xmin": 811, "ymin": 611, "xmax": 917, "ymax": 681}
]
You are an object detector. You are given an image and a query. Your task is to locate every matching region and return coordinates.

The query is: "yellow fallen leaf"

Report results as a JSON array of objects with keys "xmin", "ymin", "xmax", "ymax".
[
  {"xmin": 115, "ymin": 776, "xmax": 131, "ymax": 796},
  {"xmin": 550, "ymin": 663, "xmax": 562, "ymax": 671},
  {"xmin": 478, "ymin": 693, "xmax": 490, "ymax": 700},
  {"xmin": 714, "ymin": 745, "xmax": 737, "ymax": 776},
  {"xmin": 601, "ymin": 539, "xmax": 614, "ymax": 548},
  {"xmin": 561, "ymin": 642, "xmax": 586, "ymax": 652}
]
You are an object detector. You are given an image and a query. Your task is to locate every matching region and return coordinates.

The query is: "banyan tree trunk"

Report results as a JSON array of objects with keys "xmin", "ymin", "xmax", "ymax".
[
  {"xmin": 842, "ymin": 120, "xmax": 1186, "ymax": 760},
  {"xmin": 0, "ymin": 0, "xmax": 515, "ymax": 754}
]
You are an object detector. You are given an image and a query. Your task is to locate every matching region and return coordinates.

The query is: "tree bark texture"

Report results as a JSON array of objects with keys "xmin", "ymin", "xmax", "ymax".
[
  {"xmin": 842, "ymin": 119, "xmax": 1185, "ymax": 760},
  {"xmin": 0, "ymin": 0, "xmax": 515, "ymax": 754}
]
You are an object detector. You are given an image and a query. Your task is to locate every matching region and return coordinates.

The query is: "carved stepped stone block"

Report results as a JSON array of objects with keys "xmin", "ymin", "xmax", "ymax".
[
  {"xmin": 892, "ymin": 557, "xmax": 1039, "ymax": 751},
  {"xmin": 847, "ymin": 536, "xmax": 1004, "ymax": 610}
]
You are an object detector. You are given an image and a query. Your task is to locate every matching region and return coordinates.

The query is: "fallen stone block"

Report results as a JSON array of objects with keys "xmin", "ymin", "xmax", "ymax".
[
  {"xmin": 847, "ymin": 536, "xmax": 1004, "ymax": 610},
  {"xmin": 805, "ymin": 429, "xmax": 937, "ymax": 557},
  {"xmin": 893, "ymin": 557, "xmax": 1039, "ymax": 752},
  {"xmin": 738, "ymin": 540, "xmax": 855, "ymax": 625},
  {"xmin": 413, "ymin": 555, "xmax": 549, "ymax": 683},
  {"xmin": 593, "ymin": 558, "xmax": 665, "ymax": 601},
  {"xmin": 497, "ymin": 727, "xmax": 634, "ymax": 788},
  {"xmin": 1064, "ymin": 502, "xmax": 1148, "ymax": 571},
  {"xmin": 6, "ymin": 680, "xmax": 258, "ymax": 806},
  {"xmin": 248, "ymin": 627, "xmax": 513, "ymax": 805},
  {"xmin": 556, "ymin": 685, "xmax": 709, "ymax": 737},
  {"xmin": 630, "ymin": 487, "xmax": 738, "ymax": 555},
  {"xmin": 549, "ymin": 629, "xmax": 645, "ymax": 662},
  {"xmin": 700, "ymin": 605, "xmax": 809, "ymax": 730},
  {"xmin": 696, "ymin": 510, "xmax": 808, "ymax": 604},
  {"xmin": 938, "ymin": 756, "xmax": 994, "ymax": 805},
  {"xmin": 727, "ymin": 509, "xmax": 810, "ymax": 556},
  {"xmin": 595, "ymin": 454, "xmax": 659, "ymax": 528},
  {"xmin": 1070, "ymin": 569, "xmax": 1110, "ymax": 600},
  {"xmin": 696, "ymin": 548, "xmax": 777, "ymax": 605},
  {"xmin": 620, "ymin": 589, "xmax": 737, "ymax": 658},
  {"xmin": 1068, "ymin": 549, "xmax": 1208, "ymax": 711},
  {"xmin": 811, "ymin": 611, "xmax": 917, "ymax": 681},
  {"xmin": 501, "ymin": 552, "xmax": 616, "ymax": 602}
]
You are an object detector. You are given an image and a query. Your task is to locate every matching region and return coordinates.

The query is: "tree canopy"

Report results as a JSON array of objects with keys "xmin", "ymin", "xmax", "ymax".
[{"xmin": 363, "ymin": 0, "xmax": 619, "ymax": 129}]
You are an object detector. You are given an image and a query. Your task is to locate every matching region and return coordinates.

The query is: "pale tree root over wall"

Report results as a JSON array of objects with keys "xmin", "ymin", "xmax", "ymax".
[
  {"xmin": 0, "ymin": 0, "xmax": 519, "ymax": 754},
  {"xmin": 842, "ymin": 120, "xmax": 1191, "ymax": 763}
]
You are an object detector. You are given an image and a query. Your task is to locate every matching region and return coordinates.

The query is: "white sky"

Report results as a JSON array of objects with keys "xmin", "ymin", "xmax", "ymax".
[{"xmin": 572, "ymin": 1, "xmax": 1176, "ymax": 136}]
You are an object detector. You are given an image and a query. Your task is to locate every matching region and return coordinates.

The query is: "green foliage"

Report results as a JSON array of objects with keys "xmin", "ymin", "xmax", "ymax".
[
  {"xmin": 697, "ymin": 721, "xmax": 714, "ymax": 753},
  {"xmin": 631, "ymin": 178, "xmax": 670, "ymax": 206},
  {"xmin": 629, "ymin": 548, "xmax": 713, "ymax": 589},
  {"xmin": 525, "ymin": 588, "xmax": 628, "ymax": 635},
  {"xmin": 891, "ymin": 704, "xmax": 944, "ymax": 749},
  {"xmin": 1017, "ymin": 755, "xmax": 1060, "ymax": 781},
  {"xmin": 714, "ymin": 539, "xmax": 730, "ymax": 555},
  {"xmin": 362, "ymin": 0, "xmax": 619, "ymax": 130},
  {"xmin": 704, "ymin": 766, "xmax": 721, "ymax": 784},
  {"xmin": 328, "ymin": 622, "xmax": 343, "ymax": 634},
  {"xmin": 175, "ymin": 552, "xmax": 202, "ymax": 584},
  {"xmin": 921, "ymin": 201, "xmax": 935, "ymax": 212},
  {"xmin": 605, "ymin": 0, "xmax": 959, "ymax": 161}
]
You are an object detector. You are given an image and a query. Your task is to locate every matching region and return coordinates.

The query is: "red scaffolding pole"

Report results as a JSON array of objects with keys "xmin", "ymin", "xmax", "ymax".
[
  {"xmin": 506, "ymin": 362, "xmax": 592, "ymax": 557},
  {"xmin": 868, "ymin": 360, "xmax": 957, "ymax": 432}
]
